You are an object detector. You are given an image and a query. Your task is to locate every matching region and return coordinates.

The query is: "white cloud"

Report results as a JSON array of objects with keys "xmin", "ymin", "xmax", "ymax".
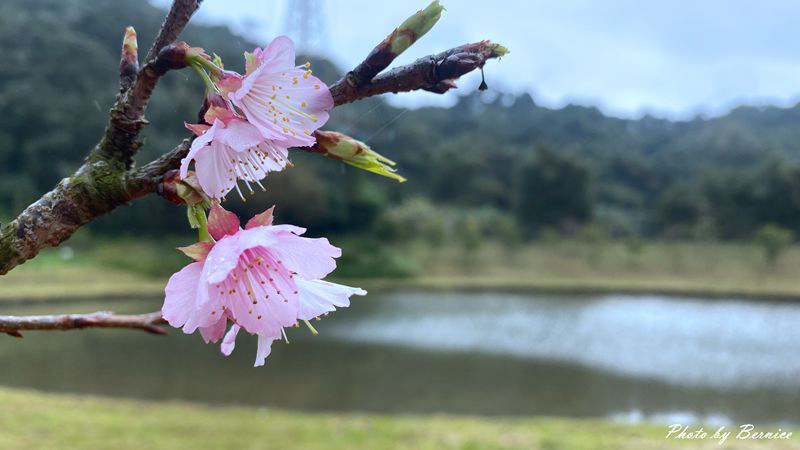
[{"xmin": 153, "ymin": 0, "xmax": 800, "ymax": 119}]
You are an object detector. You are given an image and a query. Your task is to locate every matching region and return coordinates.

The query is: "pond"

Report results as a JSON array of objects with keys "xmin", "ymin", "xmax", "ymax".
[{"xmin": 1, "ymin": 290, "xmax": 799, "ymax": 425}]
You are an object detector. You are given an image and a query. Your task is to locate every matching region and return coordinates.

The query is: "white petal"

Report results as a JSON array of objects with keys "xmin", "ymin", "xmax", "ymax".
[{"xmin": 296, "ymin": 278, "xmax": 366, "ymax": 320}]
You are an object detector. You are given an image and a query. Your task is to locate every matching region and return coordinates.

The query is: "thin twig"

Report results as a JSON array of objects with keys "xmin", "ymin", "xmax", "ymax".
[
  {"xmin": 145, "ymin": 0, "xmax": 202, "ymax": 63},
  {"xmin": 0, "ymin": 311, "xmax": 167, "ymax": 337},
  {"xmin": 349, "ymin": 0, "xmax": 443, "ymax": 87},
  {"xmin": 330, "ymin": 40, "xmax": 506, "ymax": 106}
]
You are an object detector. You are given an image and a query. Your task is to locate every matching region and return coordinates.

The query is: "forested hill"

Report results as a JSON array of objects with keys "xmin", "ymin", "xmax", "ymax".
[{"xmin": 3, "ymin": 0, "xmax": 800, "ymax": 240}]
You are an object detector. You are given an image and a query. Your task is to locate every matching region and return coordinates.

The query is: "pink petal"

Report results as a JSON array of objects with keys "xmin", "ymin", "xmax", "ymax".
[
  {"xmin": 259, "ymin": 36, "xmax": 296, "ymax": 72},
  {"xmin": 193, "ymin": 140, "xmax": 239, "ymax": 199},
  {"xmin": 203, "ymin": 226, "xmax": 336, "ymax": 284},
  {"xmin": 245, "ymin": 206, "xmax": 275, "ymax": 229},
  {"xmin": 268, "ymin": 224, "xmax": 307, "ymax": 235},
  {"xmin": 215, "ymin": 119, "xmax": 267, "ymax": 152},
  {"xmin": 224, "ymin": 249, "xmax": 299, "ymax": 336},
  {"xmin": 221, "ymin": 324, "xmax": 240, "ymax": 356},
  {"xmin": 203, "ymin": 106, "xmax": 238, "ymax": 127},
  {"xmin": 199, "ymin": 316, "xmax": 227, "ymax": 344},
  {"xmin": 202, "ymin": 228, "xmax": 273, "ymax": 285},
  {"xmin": 216, "ymin": 72, "xmax": 243, "ymax": 95},
  {"xmin": 268, "ymin": 231, "xmax": 341, "ymax": 280},
  {"xmin": 208, "ymin": 202, "xmax": 240, "ymax": 240},
  {"xmin": 179, "ymin": 121, "xmax": 219, "ymax": 179},
  {"xmin": 236, "ymin": 68, "xmax": 332, "ymax": 146},
  {"xmin": 296, "ymin": 279, "xmax": 366, "ymax": 320},
  {"xmin": 185, "ymin": 122, "xmax": 211, "ymax": 137},
  {"xmin": 162, "ymin": 261, "xmax": 204, "ymax": 328}
]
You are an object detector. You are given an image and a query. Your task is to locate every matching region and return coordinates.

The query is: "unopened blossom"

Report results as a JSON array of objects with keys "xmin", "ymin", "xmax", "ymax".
[
  {"xmin": 310, "ymin": 130, "xmax": 406, "ymax": 182},
  {"xmin": 162, "ymin": 203, "xmax": 365, "ymax": 366},
  {"xmin": 216, "ymin": 36, "xmax": 333, "ymax": 147},
  {"xmin": 180, "ymin": 99, "xmax": 292, "ymax": 200}
]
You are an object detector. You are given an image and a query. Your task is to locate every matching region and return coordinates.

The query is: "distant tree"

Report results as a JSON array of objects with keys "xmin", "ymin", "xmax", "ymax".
[
  {"xmin": 655, "ymin": 184, "xmax": 704, "ymax": 239},
  {"xmin": 493, "ymin": 215, "xmax": 522, "ymax": 253},
  {"xmin": 623, "ymin": 235, "xmax": 646, "ymax": 267},
  {"xmin": 513, "ymin": 144, "xmax": 593, "ymax": 236},
  {"xmin": 754, "ymin": 224, "xmax": 794, "ymax": 266},
  {"xmin": 457, "ymin": 216, "xmax": 482, "ymax": 257},
  {"xmin": 703, "ymin": 161, "xmax": 800, "ymax": 240}
]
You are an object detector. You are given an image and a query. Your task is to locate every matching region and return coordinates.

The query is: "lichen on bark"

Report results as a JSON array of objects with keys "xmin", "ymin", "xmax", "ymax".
[{"xmin": 0, "ymin": 158, "xmax": 131, "ymax": 275}]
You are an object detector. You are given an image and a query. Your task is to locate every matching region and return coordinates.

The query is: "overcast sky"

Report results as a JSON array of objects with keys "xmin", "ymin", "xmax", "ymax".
[{"xmin": 152, "ymin": 0, "xmax": 800, "ymax": 119}]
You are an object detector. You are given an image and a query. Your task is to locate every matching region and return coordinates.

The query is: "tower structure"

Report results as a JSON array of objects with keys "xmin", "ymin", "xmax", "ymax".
[{"xmin": 282, "ymin": 0, "xmax": 327, "ymax": 56}]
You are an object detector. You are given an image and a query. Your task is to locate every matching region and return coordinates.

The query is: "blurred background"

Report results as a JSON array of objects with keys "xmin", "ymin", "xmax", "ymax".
[{"xmin": 2, "ymin": 0, "xmax": 800, "ymax": 448}]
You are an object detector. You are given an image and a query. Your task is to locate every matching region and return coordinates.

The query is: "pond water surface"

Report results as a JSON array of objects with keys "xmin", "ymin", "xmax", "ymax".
[{"xmin": 1, "ymin": 290, "xmax": 798, "ymax": 425}]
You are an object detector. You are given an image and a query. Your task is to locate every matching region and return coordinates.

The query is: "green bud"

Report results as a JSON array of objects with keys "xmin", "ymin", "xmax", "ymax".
[
  {"xmin": 176, "ymin": 173, "xmax": 210, "ymax": 208},
  {"xmin": 390, "ymin": 1, "xmax": 444, "ymax": 55},
  {"xmin": 488, "ymin": 43, "xmax": 509, "ymax": 57},
  {"xmin": 244, "ymin": 51, "xmax": 259, "ymax": 75},
  {"xmin": 212, "ymin": 53, "xmax": 224, "ymax": 69},
  {"xmin": 312, "ymin": 131, "xmax": 406, "ymax": 183}
]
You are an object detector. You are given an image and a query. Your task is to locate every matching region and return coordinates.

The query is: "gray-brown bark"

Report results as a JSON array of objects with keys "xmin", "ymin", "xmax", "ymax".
[
  {"xmin": 330, "ymin": 40, "xmax": 506, "ymax": 106},
  {"xmin": 0, "ymin": 311, "xmax": 166, "ymax": 337}
]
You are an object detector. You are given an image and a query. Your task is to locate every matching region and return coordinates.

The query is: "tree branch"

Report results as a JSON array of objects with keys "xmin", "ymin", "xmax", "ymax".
[
  {"xmin": 0, "ymin": 311, "xmax": 167, "ymax": 337},
  {"xmin": 128, "ymin": 139, "xmax": 193, "ymax": 195},
  {"xmin": 145, "ymin": 0, "xmax": 202, "ymax": 64},
  {"xmin": 98, "ymin": 42, "xmax": 190, "ymax": 165},
  {"xmin": 0, "ymin": 0, "xmax": 202, "ymax": 275},
  {"xmin": 0, "ymin": 139, "xmax": 194, "ymax": 275},
  {"xmin": 348, "ymin": 0, "xmax": 443, "ymax": 88},
  {"xmin": 330, "ymin": 40, "xmax": 507, "ymax": 106}
]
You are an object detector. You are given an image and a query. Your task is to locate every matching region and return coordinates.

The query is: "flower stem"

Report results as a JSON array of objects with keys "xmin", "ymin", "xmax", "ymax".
[
  {"xmin": 188, "ymin": 204, "xmax": 212, "ymax": 242},
  {"xmin": 189, "ymin": 62, "xmax": 218, "ymax": 94},
  {"xmin": 187, "ymin": 53, "xmax": 225, "ymax": 78}
]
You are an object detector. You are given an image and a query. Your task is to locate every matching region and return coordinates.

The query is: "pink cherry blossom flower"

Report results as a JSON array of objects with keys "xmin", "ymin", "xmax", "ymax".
[
  {"xmin": 180, "ymin": 102, "xmax": 291, "ymax": 200},
  {"xmin": 217, "ymin": 36, "xmax": 333, "ymax": 147},
  {"xmin": 162, "ymin": 203, "xmax": 366, "ymax": 366}
]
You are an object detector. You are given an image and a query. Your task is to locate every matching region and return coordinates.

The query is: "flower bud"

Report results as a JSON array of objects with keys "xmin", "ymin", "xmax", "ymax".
[
  {"xmin": 488, "ymin": 43, "xmax": 509, "ymax": 58},
  {"xmin": 158, "ymin": 170, "xmax": 211, "ymax": 207},
  {"xmin": 351, "ymin": 1, "xmax": 444, "ymax": 86},
  {"xmin": 310, "ymin": 131, "xmax": 406, "ymax": 182},
  {"xmin": 390, "ymin": 1, "xmax": 444, "ymax": 55},
  {"xmin": 119, "ymin": 26, "xmax": 139, "ymax": 82}
]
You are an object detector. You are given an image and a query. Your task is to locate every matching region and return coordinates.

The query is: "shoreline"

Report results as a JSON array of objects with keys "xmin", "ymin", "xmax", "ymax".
[{"xmin": 2, "ymin": 276, "xmax": 800, "ymax": 305}]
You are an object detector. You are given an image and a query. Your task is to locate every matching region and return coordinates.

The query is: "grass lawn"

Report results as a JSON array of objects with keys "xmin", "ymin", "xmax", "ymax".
[
  {"xmin": 358, "ymin": 240, "xmax": 800, "ymax": 299},
  {"xmin": 1, "ymin": 387, "xmax": 798, "ymax": 450}
]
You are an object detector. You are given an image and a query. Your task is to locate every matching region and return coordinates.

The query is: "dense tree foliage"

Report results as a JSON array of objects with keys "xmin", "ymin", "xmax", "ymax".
[{"xmin": 3, "ymin": 0, "xmax": 800, "ymax": 244}]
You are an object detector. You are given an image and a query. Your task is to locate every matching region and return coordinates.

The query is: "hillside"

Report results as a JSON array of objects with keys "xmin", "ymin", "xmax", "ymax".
[{"xmin": 3, "ymin": 0, "xmax": 800, "ymax": 241}]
